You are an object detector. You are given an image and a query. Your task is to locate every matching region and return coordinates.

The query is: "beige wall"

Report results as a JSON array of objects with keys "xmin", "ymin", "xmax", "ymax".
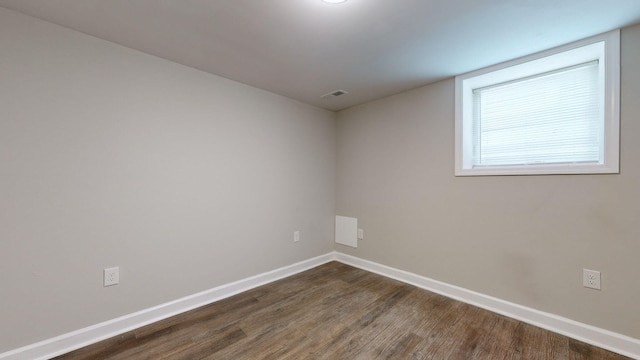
[
  {"xmin": 2, "ymin": 3, "xmax": 638, "ymax": 354},
  {"xmin": 336, "ymin": 24, "xmax": 640, "ymax": 339},
  {"xmin": 0, "ymin": 8, "xmax": 336, "ymax": 352}
]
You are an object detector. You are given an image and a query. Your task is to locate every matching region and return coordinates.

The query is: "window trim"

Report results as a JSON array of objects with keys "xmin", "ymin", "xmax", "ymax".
[{"xmin": 454, "ymin": 30, "xmax": 620, "ymax": 176}]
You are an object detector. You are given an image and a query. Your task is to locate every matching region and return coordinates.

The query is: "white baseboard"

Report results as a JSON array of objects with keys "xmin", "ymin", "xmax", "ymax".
[
  {"xmin": 334, "ymin": 252, "xmax": 640, "ymax": 360},
  {"xmin": 3, "ymin": 251, "xmax": 638, "ymax": 360},
  {"xmin": 0, "ymin": 253, "xmax": 335, "ymax": 360}
]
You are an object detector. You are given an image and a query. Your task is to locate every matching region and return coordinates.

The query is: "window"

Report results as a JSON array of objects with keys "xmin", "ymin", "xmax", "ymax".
[{"xmin": 455, "ymin": 30, "xmax": 620, "ymax": 176}]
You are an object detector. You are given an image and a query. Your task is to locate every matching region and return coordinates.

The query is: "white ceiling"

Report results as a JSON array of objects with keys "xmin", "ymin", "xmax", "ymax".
[{"xmin": 1, "ymin": 0, "xmax": 639, "ymax": 111}]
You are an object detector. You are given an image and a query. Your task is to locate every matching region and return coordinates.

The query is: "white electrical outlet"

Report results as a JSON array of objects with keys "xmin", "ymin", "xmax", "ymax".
[
  {"xmin": 583, "ymin": 269, "xmax": 601, "ymax": 290},
  {"xmin": 294, "ymin": 231, "xmax": 300, "ymax": 242},
  {"xmin": 357, "ymin": 228, "xmax": 364, "ymax": 240},
  {"xmin": 104, "ymin": 267, "xmax": 120, "ymax": 287}
]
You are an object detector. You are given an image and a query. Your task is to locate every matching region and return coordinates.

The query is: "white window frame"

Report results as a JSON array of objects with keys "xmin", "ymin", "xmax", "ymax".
[{"xmin": 455, "ymin": 30, "xmax": 620, "ymax": 176}]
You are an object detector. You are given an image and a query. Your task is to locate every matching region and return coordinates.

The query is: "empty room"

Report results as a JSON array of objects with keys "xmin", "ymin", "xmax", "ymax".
[{"xmin": 1, "ymin": 1, "xmax": 639, "ymax": 359}]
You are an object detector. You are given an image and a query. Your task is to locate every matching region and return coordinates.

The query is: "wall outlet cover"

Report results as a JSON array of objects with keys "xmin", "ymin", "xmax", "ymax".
[
  {"xmin": 104, "ymin": 267, "xmax": 120, "ymax": 287},
  {"xmin": 583, "ymin": 269, "xmax": 601, "ymax": 290}
]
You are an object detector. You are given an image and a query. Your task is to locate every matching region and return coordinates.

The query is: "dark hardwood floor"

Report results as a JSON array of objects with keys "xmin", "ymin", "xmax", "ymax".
[{"xmin": 54, "ymin": 262, "xmax": 631, "ymax": 359}]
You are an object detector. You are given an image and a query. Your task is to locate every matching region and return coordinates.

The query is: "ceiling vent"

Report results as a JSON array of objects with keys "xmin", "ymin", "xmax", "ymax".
[{"xmin": 321, "ymin": 89, "xmax": 349, "ymax": 100}]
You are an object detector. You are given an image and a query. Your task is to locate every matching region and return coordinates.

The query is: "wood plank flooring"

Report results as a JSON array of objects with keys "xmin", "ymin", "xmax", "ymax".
[{"xmin": 53, "ymin": 262, "xmax": 631, "ymax": 359}]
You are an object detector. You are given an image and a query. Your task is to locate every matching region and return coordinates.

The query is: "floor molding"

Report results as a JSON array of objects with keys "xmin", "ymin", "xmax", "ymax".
[
  {"xmin": 334, "ymin": 252, "xmax": 640, "ymax": 360},
  {"xmin": 3, "ymin": 251, "xmax": 638, "ymax": 359},
  {"xmin": 0, "ymin": 253, "xmax": 336, "ymax": 360}
]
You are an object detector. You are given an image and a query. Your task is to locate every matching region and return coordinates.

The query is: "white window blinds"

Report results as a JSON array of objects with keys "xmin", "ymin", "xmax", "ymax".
[{"xmin": 471, "ymin": 61, "xmax": 601, "ymax": 167}]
